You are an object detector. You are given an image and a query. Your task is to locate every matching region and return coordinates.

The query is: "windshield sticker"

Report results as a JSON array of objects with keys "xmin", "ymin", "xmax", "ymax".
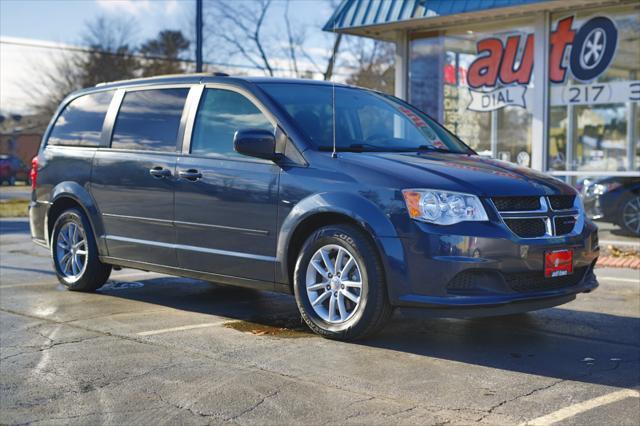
[{"xmin": 398, "ymin": 106, "xmax": 448, "ymax": 150}]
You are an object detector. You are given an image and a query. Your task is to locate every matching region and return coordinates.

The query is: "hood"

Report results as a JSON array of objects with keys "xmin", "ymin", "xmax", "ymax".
[{"xmin": 339, "ymin": 152, "xmax": 575, "ymax": 197}]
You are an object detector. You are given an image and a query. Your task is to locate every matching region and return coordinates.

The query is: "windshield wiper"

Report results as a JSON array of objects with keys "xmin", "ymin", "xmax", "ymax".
[
  {"xmin": 318, "ymin": 143, "xmax": 400, "ymax": 152},
  {"xmin": 412, "ymin": 145, "xmax": 466, "ymax": 154}
]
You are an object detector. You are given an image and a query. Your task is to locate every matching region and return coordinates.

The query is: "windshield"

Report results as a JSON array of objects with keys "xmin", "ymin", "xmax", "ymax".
[{"xmin": 259, "ymin": 83, "xmax": 472, "ymax": 154}]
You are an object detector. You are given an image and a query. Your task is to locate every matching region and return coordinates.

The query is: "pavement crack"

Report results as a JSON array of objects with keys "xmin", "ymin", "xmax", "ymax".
[
  {"xmin": 150, "ymin": 389, "xmax": 224, "ymax": 421},
  {"xmin": 225, "ymin": 389, "xmax": 281, "ymax": 422},
  {"xmin": 475, "ymin": 378, "xmax": 565, "ymax": 423}
]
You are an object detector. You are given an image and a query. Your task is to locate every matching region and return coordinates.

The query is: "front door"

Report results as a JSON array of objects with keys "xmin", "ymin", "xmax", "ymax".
[
  {"xmin": 91, "ymin": 87, "xmax": 190, "ymax": 266},
  {"xmin": 174, "ymin": 87, "xmax": 279, "ymax": 283}
]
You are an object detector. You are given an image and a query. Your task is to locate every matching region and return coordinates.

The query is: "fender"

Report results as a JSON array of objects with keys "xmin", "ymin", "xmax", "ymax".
[
  {"xmin": 48, "ymin": 181, "xmax": 108, "ymax": 256},
  {"xmin": 275, "ymin": 192, "xmax": 409, "ymax": 302}
]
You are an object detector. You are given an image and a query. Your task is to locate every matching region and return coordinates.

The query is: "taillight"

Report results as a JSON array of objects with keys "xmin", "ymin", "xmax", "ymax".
[{"xmin": 30, "ymin": 156, "xmax": 38, "ymax": 190}]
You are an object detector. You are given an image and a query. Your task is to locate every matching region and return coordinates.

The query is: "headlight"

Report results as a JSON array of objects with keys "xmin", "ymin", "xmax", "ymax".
[
  {"xmin": 590, "ymin": 182, "xmax": 622, "ymax": 196},
  {"xmin": 402, "ymin": 189, "xmax": 488, "ymax": 225}
]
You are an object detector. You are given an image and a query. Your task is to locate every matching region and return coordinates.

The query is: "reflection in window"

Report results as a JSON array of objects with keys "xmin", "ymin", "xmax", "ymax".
[
  {"xmin": 410, "ymin": 23, "xmax": 535, "ymax": 163},
  {"xmin": 574, "ymin": 104, "xmax": 628, "ymax": 172},
  {"xmin": 191, "ymin": 89, "xmax": 273, "ymax": 157},
  {"xmin": 48, "ymin": 91, "xmax": 113, "ymax": 146},
  {"xmin": 111, "ymin": 89, "xmax": 189, "ymax": 152},
  {"xmin": 548, "ymin": 7, "xmax": 639, "ymax": 175}
]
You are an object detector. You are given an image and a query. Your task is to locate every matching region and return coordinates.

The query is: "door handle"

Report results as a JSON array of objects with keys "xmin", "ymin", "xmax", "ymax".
[
  {"xmin": 149, "ymin": 166, "xmax": 171, "ymax": 178},
  {"xmin": 178, "ymin": 169, "xmax": 202, "ymax": 181}
]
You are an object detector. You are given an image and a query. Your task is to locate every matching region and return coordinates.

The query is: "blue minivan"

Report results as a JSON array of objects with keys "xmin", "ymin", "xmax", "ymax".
[{"xmin": 29, "ymin": 75, "xmax": 599, "ymax": 340}]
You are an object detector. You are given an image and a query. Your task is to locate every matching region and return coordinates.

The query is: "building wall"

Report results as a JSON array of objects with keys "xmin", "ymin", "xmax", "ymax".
[{"xmin": 0, "ymin": 133, "xmax": 41, "ymax": 165}]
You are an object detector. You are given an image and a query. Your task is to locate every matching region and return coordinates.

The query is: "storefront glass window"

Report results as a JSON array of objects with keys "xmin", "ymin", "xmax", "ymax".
[
  {"xmin": 548, "ymin": 5, "xmax": 640, "ymax": 174},
  {"xmin": 410, "ymin": 20, "xmax": 535, "ymax": 166}
]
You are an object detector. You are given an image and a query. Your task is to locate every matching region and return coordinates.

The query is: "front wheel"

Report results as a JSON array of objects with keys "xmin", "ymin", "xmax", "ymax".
[
  {"xmin": 293, "ymin": 224, "xmax": 391, "ymax": 340},
  {"xmin": 51, "ymin": 208, "xmax": 111, "ymax": 291}
]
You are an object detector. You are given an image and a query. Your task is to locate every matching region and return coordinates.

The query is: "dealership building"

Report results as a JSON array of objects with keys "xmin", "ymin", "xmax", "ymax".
[{"xmin": 325, "ymin": 0, "xmax": 639, "ymax": 185}]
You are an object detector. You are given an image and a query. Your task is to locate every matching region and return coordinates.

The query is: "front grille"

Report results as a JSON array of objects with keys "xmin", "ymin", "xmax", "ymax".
[
  {"xmin": 555, "ymin": 216, "xmax": 577, "ymax": 235},
  {"xmin": 447, "ymin": 271, "xmax": 478, "ymax": 292},
  {"xmin": 492, "ymin": 196, "xmax": 540, "ymax": 212},
  {"xmin": 504, "ymin": 218, "xmax": 546, "ymax": 238},
  {"xmin": 504, "ymin": 267, "xmax": 587, "ymax": 293},
  {"xmin": 446, "ymin": 270, "xmax": 502, "ymax": 294},
  {"xmin": 549, "ymin": 195, "xmax": 576, "ymax": 210},
  {"xmin": 493, "ymin": 195, "xmax": 582, "ymax": 239}
]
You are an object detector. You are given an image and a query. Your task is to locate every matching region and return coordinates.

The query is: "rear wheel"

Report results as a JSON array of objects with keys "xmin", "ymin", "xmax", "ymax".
[
  {"xmin": 293, "ymin": 224, "xmax": 391, "ymax": 340},
  {"xmin": 620, "ymin": 194, "xmax": 640, "ymax": 237},
  {"xmin": 51, "ymin": 208, "xmax": 111, "ymax": 291}
]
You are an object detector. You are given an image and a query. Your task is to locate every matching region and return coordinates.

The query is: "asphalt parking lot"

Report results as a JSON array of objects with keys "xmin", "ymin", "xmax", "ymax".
[{"xmin": 1, "ymin": 217, "xmax": 638, "ymax": 425}]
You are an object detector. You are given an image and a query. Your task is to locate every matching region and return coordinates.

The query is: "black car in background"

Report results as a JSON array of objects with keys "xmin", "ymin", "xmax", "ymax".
[{"xmin": 582, "ymin": 176, "xmax": 640, "ymax": 237}]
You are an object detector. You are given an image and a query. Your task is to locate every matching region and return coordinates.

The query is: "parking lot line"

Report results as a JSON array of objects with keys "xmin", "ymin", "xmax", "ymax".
[
  {"xmin": 0, "ymin": 271, "xmax": 158, "ymax": 289},
  {"xmin": 521, "ymin": 388, "xmax": 640, "ymax": 426},
  {"xmin": 596, "ymin": 276, "xmax": 640, "ymax": 284},
  {"xmin": 136, "ymin": 321, "xmax": 228, "ymax": 336}
]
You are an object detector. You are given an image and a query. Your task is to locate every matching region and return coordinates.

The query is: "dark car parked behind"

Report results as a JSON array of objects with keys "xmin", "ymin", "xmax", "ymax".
[
  {"xmin": 582, "ymin": 176, "xmax": 640, "ymax": 237},
  {"xmin": 29, "ymin": 74, "xmax": 599, "ymax": 340}
]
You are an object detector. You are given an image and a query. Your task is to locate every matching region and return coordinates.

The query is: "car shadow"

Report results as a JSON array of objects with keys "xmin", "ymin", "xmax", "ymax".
[{"xmin": 98, "ymin": 274, "xmax": 640, "ymax": 390}]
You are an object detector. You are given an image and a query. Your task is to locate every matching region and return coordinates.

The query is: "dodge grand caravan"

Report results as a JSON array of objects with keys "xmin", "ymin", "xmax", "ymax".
[{"xmin": 29, "ymin": 74, "xmax": 599, "ymax": 340}]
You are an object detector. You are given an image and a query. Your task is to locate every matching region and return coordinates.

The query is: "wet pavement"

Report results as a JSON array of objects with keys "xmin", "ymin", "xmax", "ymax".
[{"xmin": 1, "ymin": 218, "xmax": 639, "ymax": 425}]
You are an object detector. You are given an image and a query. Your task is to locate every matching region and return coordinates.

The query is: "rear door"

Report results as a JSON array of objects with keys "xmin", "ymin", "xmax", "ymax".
[
  {"xmin": 91, "ymin": 86, "xmax": 190, "ymax": 267},
  {"xmin": 174, "ymin": 85, "xmax": 280, "ymax": 283}
]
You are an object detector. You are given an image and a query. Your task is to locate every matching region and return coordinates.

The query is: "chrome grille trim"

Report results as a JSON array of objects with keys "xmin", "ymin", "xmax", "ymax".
[{"xmin": 491, "ymin": 196, "xmax": 584, "ymax": 239}]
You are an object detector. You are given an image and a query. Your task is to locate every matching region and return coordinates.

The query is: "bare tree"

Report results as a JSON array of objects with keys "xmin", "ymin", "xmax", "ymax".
[
  {"xmin": 27, "ymin": 16, "xmax": 140, "ymax": 118},
  {"xmin": 27, "ymin": 52, "xmax": 83, "ymax": 119},
  {"xmin": 205, "ymin": 0, "xmax": 275, "ymax": 76},
  {"xmin": 345, "ymin": 38, "xmax": 395, "ymax": 93},
  {"xmin": 284, "ymin": 0, "xmax": 301, "ymax": 77},
  {"xmin": 79, "ymin": 16, "xmax": 139, "ymax": 86}
]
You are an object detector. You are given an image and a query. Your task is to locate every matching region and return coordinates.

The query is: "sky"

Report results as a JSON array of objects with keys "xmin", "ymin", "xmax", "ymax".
[
  {"xmin": 0, "ymin": 0, "xmax": 339, "ymax": 114},
  {"xmin": 0, "ymin": 0, "xmax": 335, "ymax": 56}
]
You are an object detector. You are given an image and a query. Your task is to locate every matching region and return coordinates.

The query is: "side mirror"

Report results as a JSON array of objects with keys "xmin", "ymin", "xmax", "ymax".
[{"xmin": 233, "ymin": 129, "xmax": 277, "ymax": 161}]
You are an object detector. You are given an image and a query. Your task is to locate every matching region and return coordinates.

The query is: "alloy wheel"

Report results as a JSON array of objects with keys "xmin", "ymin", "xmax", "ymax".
[
  {"xmin": 622, "ymin": 196, "xmax": 640, "ymax": 235},
  {"xmin": 56, "ymin": 221, "xmax": 88, "ymax": 281},
  {"xmin": 305, "ymin": 244, "xmax": 363, "ymax": 324}
]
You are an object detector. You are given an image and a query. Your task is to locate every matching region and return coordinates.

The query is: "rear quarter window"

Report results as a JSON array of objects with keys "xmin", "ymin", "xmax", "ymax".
[{"xmin": 47, "ymin": 91, "xmax": 114, "ymax": 147}]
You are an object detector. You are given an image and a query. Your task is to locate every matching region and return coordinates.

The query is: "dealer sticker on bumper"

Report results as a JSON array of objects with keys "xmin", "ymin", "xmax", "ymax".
[{"xmin": 545, "ymin": 249, "xmax": 574, "ymax": 278}]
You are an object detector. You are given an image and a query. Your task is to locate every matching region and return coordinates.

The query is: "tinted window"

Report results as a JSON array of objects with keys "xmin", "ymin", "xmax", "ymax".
[
  {"xmin": 259, "ymin": 83, "xmax": 471, "ymax": 154},
  {"xmin": 191, "ymin": 89, "xmax": 273, "ymax": 157},
  {"xmin": 48, "ymin": 91, "xmax": 113, "ymax": 147},
  {"xmin": 111, "ymin": 88, "xmax": 189, "ymax": 152}
]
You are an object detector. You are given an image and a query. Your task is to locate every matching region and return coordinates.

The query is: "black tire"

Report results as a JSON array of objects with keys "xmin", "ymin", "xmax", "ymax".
[
  {"xmin": 51, "ymin": 208, "xmax": 111, "ymax": 291},
  {"xmin": 293, "ymin": 224, "xmax": 392, "ymax": 341},
  {"xmin": 618, "ymin": 194, "xmax": 640, "ymax": 237}
]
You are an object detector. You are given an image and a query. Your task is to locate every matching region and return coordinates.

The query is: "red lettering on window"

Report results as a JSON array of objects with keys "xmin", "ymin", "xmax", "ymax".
[
  {"xmin": 549, "ymin": 16, "xmax": 576, "ymax": 83},
  {"xmin": 499, "ymin": 34, "xmax": 534, "ymax": 85},
  {"xmin": 467, "ymin": 38, "xmax": 503, "ymax": 88}
]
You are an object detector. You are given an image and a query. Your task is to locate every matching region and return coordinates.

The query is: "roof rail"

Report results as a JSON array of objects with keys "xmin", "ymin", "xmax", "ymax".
[{"xmin": 93, "ymin": 72, "xmax": 231, "ymax": 88}]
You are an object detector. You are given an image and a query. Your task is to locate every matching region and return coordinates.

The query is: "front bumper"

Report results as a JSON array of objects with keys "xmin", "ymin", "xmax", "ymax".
[{"xmin": 387, "ymin": 219, "xmax": 599, "ymax": 316}]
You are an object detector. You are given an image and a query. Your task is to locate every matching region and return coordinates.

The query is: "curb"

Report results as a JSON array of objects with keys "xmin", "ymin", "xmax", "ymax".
[{"xmin": 596, "ymin": 256, "xmax": 640, "ymax": 270}]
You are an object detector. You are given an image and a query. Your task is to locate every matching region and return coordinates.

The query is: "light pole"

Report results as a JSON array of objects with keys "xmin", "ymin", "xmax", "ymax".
[{"xmin": 195, "ymin": 0, "xmax": 203, "ymax": 72}]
